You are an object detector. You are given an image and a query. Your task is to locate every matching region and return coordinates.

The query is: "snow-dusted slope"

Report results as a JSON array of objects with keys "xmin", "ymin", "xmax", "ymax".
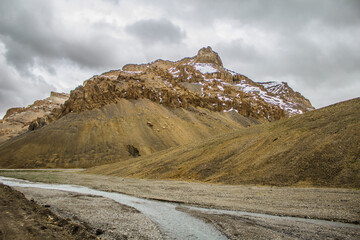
[
  {"xmin": 257, "ymin": 81, "xmax": 314, "ymax": 115},
  {"xmin": 62, "ymin": 46, "xmax": 314, "ymax": 123},
  {"xmin": 160, "ymin": 48, "xmax": 314, "ymax": 117}
]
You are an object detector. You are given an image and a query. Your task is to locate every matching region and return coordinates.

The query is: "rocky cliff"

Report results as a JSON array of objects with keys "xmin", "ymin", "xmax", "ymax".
[
  {"xmin": 60, "ymin": 47, "xmax": 313, "ymax": 124},
  {"xmin": 0, "ymin": 99, "xmax": 257, "ymax": 168},
  {"xmin": 2, "ymin": 47, "xmax": 313, "ymax": 141},
  {"xmin": 0, "ymin": 92, "xmax": 69, "ymax": 143},
  {"xmin": 0, "ymin": 47, "xmax": 316, "ymax": 169}
]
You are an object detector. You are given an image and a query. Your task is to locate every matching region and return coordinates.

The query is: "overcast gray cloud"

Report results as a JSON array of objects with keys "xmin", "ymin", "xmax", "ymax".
[
  {"xmin": 0, "ymin": 0, "xmax": 359, "ymax": 117},
  {"xmin": 125, "ymin": 18, "xmax": 186, "ymax": 44}
]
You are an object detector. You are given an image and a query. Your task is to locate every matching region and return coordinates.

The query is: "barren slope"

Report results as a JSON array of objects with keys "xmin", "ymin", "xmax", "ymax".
[
  {"xmin": 0, "ymin": 184, "xmax": 97, "ymax": 240},
  {"xmin": 0, "ymin": 98, "xmax": 256, "ymax": 168},
  {"xmin": 0, "ymin": 47, "xmax": 315, "ymax": 170},
  {"xmin": 87, "ymin": 98, "xmax": 360, "ymax": 188}
]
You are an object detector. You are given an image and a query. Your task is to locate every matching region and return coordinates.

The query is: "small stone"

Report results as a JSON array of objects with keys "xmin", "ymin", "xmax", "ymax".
[{"xmin": 95, "ymin": 229, "xmax": 104, "ymax": 235}]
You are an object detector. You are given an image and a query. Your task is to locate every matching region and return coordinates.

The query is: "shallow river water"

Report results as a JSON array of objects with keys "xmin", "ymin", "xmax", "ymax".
[
  {"xmin": 0, "ymin": 176, "xmax": 226, "ymax": 240},
  {"xmin": 1, "ymin": 176, "xmax": 359, "ymax": 239}
]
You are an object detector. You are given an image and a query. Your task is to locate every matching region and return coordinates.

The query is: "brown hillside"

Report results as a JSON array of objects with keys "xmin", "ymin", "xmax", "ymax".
[
  {"xmin": 87, "ymin": 98, "xmax": 360, "ymax": 188},
  {"xmin": 54, "ymin": 46, "xmax": 312, "ymax": 129},
  {"xmin": 0, "ymin": 99, "xmax": 257, "ymax": 168}
]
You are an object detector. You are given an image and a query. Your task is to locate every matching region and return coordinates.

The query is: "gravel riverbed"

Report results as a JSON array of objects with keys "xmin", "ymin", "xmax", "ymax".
[
  {"xmin": 14, "ymin": 186, "xmax": 162, "ymax": 239},
  {"xmin": 1, "ymin": 170, "xmax": 357, "ymax": 223},
  {"xmin": 1, "ymin": 170, "xmax": 359, "ymax": 239}
]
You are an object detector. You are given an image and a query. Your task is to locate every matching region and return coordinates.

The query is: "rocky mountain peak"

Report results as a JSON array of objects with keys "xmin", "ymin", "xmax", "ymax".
[
  {"xmin": 1, "ymin": 47, "xmax": 315, "ymax": 140},
  {"xmin": 194, "ymin": 46, "xmax": 223, "ymax": 67},
  {"xmin": 57, "ymin": 47, "xmax": 314, "ymax": 123},
  {"xmin": 0, "ymin": 92, "xmax": 69, "ymax": 143}
]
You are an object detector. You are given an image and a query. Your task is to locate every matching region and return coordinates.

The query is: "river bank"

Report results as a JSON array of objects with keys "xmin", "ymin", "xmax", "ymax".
[
  {"xmin": 178, "ymin": 207, "xmax": 360, "ymax": 239},
  {"xmin": 0, "ymin": 183, "xmax": 98, "ymax": 240},
  {"xmin": 7, "ymin": 185, "xmax": 360, "ymax": 240},
  {"xmin": 0, "ymin": 176, "xmax": 227, "ymax": 239},
  {"xmin": 1, "ymin": 171, "xmax": 359, "ymax": 240},
  {"xmin": 0, "ymin": 170, "xmax": 358, "ymax": 224},
  {"xmin": 14, "ymin": 186, "xmax": 162, "ymax": 239}
]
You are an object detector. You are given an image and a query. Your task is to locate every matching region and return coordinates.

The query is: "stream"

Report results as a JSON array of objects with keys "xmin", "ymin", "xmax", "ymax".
[
  {"xmin": 0, "ymin": 176, "xmax": 226, "ymax": 240},
  {"xmin": 1, "ymin": 176, "xmax": 359, "ymax": 240}
]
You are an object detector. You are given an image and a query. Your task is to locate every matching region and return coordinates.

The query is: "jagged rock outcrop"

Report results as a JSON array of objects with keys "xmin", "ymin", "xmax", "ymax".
[
  {"xmin": 257, "ymin": 82, "xmax": 313, "ymax": 114},
  {"xmin": 60, "ymin": 46, "xmax": 313, "ymax": 123},
  {"xmin": 0, "ymin": 98, "xmax": 257, "ymax": 168},
  {"xmin": 194, "ymin": 46, "xmax": 223, "ymax": 67},
  {"xmin": 0, "ymin": 92, "xmax": 69, "ymax": 143},
  {"xmin": 1, "ymin": 47, "xmax": 314, "ymax": 141},
  {"xmin": 0, "ymin": 47, "xmax": 317, "ymax": 169},
  {"xmin": 28, "ymin": 117, "xmax": 49, "ymax": 131}
]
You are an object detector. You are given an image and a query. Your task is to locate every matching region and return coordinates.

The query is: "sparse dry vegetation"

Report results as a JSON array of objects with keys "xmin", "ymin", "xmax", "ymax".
[
  {"xmin": 87, "ymin": 98, "xmax": 360, "ymax": 188},
  {"xmin": 0, "ymin": 99, "xmax": 255, "ymax": 168}
]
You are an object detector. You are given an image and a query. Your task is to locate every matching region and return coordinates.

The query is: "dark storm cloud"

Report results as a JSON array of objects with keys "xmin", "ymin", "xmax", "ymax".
[
  {"xmin": 0, "ymin": 0, "xmax": 134, "ymax": 117},
  {"xmin": 0, "ymin": 0, "xmax": 127, "ymax": 73},
  {"xmin": 125, "ymin": 19, "xmax": 186, "ymax": 44},
  {"xmin": 0, "ymin": 0, "xmax": 359, "ymax": 117},
  {"xmin": 194, "ymin": 0, "xmax": 360, "ymax": 107},
  {"xmin": 0, "ymin": 57, "xmax": 54, "ymax": 115},
  {"xmin": 0, "ymin": 0, "xmax": 57, "ymax": 73},
  {"xmin": 179, "ymin": 0, "xmax": 360, "ymax": 29}
]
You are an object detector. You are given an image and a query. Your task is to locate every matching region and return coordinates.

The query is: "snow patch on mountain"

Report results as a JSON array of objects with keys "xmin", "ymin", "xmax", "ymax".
[{"xmin": 194, "ymin": 63, "xmax": 218, "ymax": 74}]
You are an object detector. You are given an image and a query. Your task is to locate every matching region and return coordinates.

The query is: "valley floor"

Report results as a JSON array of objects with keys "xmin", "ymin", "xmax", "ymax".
[
  {"xmin": 0, "ymin": 183, "xmax": 98, "ymax": 240},
  {"xmin": 0, "ymin": 169, "xmax": 359, "ymax": 239},
  {"xmin": 12, "ymin": 186, "xmax": 162, "ymax": 239}
]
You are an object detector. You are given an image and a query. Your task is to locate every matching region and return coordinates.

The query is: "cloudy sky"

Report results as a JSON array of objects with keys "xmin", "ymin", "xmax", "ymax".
[{"xmin": 0, "ymin": 0, "xmax": 359, "ymax": 117}]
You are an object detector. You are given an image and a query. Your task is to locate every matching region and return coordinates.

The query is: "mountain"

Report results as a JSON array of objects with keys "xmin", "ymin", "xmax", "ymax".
[
  {"xmin": 87, "ymin": 98, "xmax": 360, "ymax": 188},
  {"xmin": 60, "ymin": 46, "xmax": 313, "ymax": 123},
  {"xmin": 0, "ymin": 99, "xmax": 255, "ymax": 168},
  {"xmin": 0, "ymin": 47, "xmax": 313, "ymax": 169},
  {"xmin": 0, "ymin": 92, "xmax": 69, "ymax": 144}
]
